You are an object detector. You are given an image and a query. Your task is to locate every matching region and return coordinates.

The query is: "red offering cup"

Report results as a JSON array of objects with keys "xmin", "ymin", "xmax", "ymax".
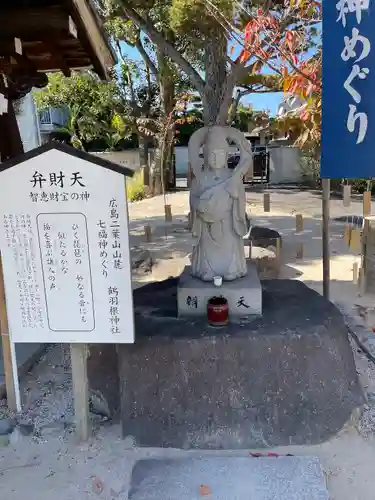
[{"xmin": 207, "ymin": 296, "xmax": 229, "ymax": 326}]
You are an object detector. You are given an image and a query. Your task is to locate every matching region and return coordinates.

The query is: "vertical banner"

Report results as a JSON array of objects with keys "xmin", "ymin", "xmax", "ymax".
[{"xmin": 321, "ymin": 1, "xmax": 373, "ymax": 178}]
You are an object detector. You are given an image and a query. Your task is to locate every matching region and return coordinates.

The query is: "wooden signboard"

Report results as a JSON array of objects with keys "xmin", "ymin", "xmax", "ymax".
[{"xmin": 0, "ymin": 144, "xmax": 135, "ymax": 437}]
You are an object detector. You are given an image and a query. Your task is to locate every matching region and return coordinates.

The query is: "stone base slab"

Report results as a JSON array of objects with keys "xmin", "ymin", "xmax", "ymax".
[
  {"xmin": 177, "ymin": 263, "xmax": 262, "ymax": 319},
  {"xmin": 129, "ymin": 457, "xmax": 329, "ymax": 500}
]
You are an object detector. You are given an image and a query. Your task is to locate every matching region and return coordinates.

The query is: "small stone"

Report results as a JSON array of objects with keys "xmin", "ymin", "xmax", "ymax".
[
  {"xmin": 18, "ymin": 423, "xmax": 35, "ymax": 436},
  {"xmin": 39, "ymin": 421, "xmax": 66, "ymax": 438},
  {"xmin": 123, "ymin": 435, "xmax": 135, "ymax": 449},
  {"xmin": 0, "ymin": 418, "xmax": 15, "ymax": 436},
  {"xmin": 0, "ymin": 434, "xmax": 9, "ymax": 447},
  {"xmin": 9, "ymin": 427, "xmax": 28, "ymax": 446},
  {"xmin": 92, "ymin": 477, "xmax": 104, "ymax": 495},
  {"xmin": 89, "ymin": 390, "xmax": 112, "ymax": 420}
]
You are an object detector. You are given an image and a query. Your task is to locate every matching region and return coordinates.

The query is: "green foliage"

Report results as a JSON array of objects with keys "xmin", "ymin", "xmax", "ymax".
[
  {"xmin": 300, "ymin": 153, "xmax": 320, "ymax": 186},
  {"xmin": 231, "ymin": 104, "xmax": 269, "ymax": 132},
  {"xmin": 170, "ymin": 0, "xmax": 234, "ymax": 40},
  {"xmin": 347, "ymin": 179, "xmax": 375, "ymax": 194},
  {"xmin": 34, "ymin": 71, "xmax": 131, "ymax": 150},
  {"xmin": 237, "ymin": 73, "xmax": 283, "ymax": 93},
  {"xmin": 126, "ymin": 169, "xmax": 147, "ymax": 201}
]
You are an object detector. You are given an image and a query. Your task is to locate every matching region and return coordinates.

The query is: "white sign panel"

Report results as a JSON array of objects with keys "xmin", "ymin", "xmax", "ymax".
[{"xmin": 0, "ymin": 146, "xmax": 134, "ymax": 343}]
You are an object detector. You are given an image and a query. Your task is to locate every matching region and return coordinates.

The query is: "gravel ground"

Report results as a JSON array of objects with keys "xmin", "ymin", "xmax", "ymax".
[
  {"xmin": 1, "ymin": 188, "xmax": 375, "ymax": 499},
  {"xmin": 1, "ymin": 331, "xmax": 375, "ymax": 500}
]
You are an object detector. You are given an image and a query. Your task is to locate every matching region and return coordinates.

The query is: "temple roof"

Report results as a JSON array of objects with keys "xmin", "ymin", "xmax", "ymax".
[{"xmin": 0, "ymin": 0, "xmax": 116, "ymax": 98}]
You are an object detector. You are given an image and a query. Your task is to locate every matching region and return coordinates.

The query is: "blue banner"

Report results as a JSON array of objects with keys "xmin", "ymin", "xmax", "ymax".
[{"xmin": 321, "ymin": 0, "xmax": 374, "ymax": 178}]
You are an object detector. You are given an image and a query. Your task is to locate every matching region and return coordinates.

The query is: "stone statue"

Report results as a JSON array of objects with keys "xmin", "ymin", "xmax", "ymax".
[{"xmin": 188, "ymin": 126, "xmax": 253, "ymax": 282}]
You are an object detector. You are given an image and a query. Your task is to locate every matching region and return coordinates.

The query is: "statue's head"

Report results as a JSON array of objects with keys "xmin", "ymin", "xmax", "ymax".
[{"xmin": 204, "ymin": 127, "xmax": 228, "ymax": 170}]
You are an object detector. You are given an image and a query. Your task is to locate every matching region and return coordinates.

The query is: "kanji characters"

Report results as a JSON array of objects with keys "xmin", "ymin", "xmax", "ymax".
[
  {"xmin": 49, "ymin": 171, "xmax": 65, "ymax": 188},
  {"xmin": 336, "ymin": 0, "xmax": 370, "ymax": 27},
  {"xmin": 30, "ymin": 171, "xmax": 46, "ymax": 188},
  {"xmin": 71, "ymin": 172, "xmax": 85, "ymax": 187}
]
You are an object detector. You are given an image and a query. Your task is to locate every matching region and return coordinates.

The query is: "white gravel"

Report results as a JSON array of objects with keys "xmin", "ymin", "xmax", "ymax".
[{"xmin": 2, "ymin": 189, "xmax": 375, "ymax": 499}]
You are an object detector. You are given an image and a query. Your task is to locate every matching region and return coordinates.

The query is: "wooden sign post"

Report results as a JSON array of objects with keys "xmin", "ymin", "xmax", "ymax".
[
  {"xmin": 0, "ymin": 144, "xmax": 135, "ymax": 439},
  {"xmin": 343, "ymin": 184, "xmax": 351, "ymax": 207},
  {"xmin": 70, "ymin": 343, "xmax": 90, "ymax": 441},
  {"xmin": 295, "ymin": 214, "xmax": 303, "ymax": 233},
  {"xmin": 144, "ymin": 224, "xmax": 152, "ymax": 242},
  {"xmin": 164, "ymin": 204, "xmax": 172, "ymax": 222},
  {"xmin": 363, "ymin": 191, "xmax": 371, "ymax": 217},
  {"xmin": 263, "ymin": 193, "xmax": 270, "ymax": 212},
  {"xmin": 0, "ymin": 255, "xmax": 20, "ymax": 412},
  {"xmin": 344, "ymin": 224, "xmax": 352, "ymax": 246}
]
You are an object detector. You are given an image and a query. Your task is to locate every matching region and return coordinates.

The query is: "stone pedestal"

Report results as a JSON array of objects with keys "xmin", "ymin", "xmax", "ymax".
[
  {"xmin": 177, "ymin": 263, "xmax": 262, "ymax": 319},
  {"xmin": 114, "ymin": 278, "xmax": 364, "ymax": 449}
]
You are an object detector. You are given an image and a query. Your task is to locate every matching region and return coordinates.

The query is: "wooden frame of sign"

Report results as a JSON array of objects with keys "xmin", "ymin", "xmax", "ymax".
[{"xmin": 0, "ymin": 143, "xmax": 135, "ymax": 440}]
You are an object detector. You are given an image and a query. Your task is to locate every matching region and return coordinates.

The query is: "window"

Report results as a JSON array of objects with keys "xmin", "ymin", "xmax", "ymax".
[{"xmin": 39, "ymin": 108, "xmax": 52, "ymax": 125}]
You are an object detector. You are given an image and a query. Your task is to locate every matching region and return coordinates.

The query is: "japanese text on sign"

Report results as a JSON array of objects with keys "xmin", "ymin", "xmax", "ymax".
[
  {"xmin": 337, "ymin": 0, "xmax": 371, "ymax": 144},
  {"xmin": 29, "ymin": 170, "xmax": 89, "ymax": 203},
  {"xmin": 37, "ymin": 213, "xmax": 94, "ymax": 332}
]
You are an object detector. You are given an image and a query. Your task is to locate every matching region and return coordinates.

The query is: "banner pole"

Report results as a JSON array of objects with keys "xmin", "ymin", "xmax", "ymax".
[{"xmin": 322, "ymin": 179, "xmax": 331, "ymax": 300}]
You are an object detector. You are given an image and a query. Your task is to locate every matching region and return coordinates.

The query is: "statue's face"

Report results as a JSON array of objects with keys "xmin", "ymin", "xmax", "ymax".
[
  {"xmin": 203, "ymin": 128, "xmax": 228, "ymax": 170},
  {"xmin": 207, "ymin": 149, "xmax": 227, "ymax": 170}
]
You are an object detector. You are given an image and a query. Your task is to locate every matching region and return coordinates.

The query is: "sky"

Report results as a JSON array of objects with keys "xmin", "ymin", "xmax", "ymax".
[{"xmin": 121, "ymin": 44, "xmax": 283, "ymax": 116}]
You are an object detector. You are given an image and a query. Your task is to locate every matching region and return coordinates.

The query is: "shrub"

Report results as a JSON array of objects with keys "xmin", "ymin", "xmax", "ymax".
[
  {"xmin": 126, "ymin": 169, "xmax": 147, "ymax": 202},
  {"xmin": 300, "ymin": 154, "xmax": 320, "ymax": 187}
]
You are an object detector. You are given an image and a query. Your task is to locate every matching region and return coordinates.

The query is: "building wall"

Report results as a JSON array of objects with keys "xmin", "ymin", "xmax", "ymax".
[
  {"xmin": 268, "ymin": 147, "xmax": 302, "ymax": 184},
  {"xmin": 93, "ymin": 148, "xmax": 189, "ymax": 175},
  {"xmin": 93, "ymin": 150, "xmax": 151, "ymax": 172},
  {"xmin": 39, "ymin": 106, "xmax": 69, "ymax": 143},
  {"xmin": 16, "ymin": 93, "xmax": 41, "ymax": 152},
  {"xmin": 95, "ymin": 146, "xmax": 302, "ymax": 184}
]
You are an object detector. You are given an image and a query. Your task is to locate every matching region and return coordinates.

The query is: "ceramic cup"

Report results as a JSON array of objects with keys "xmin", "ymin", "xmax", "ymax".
[{"xmin": 213, "ymin": 276, "xmax": 223, "ymax": 287}]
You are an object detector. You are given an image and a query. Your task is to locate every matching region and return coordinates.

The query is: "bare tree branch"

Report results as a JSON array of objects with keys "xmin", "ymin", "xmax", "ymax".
[
  {"xmin": 118, "ymin": 3, "xmax": 205, "ymax": 94},
  {"xmin": 135, "ymin": 38, "xmax": 159, "ymax": 81}
]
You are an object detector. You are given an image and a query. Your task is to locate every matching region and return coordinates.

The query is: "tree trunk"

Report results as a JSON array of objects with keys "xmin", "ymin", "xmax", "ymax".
[
  {"xmin": 150, "ymin": 143, "xmax": 163, "ymax": 195},
  {"xmin": 159, "ymin": 52, "xmax": 175, "ymax": 191},
  {"xmin": 201, "ymin": 30, "xmax": 234, "ymax": 126},
  {"xmin": 149, "ymin": 49, "xmax": 176, "ymax": 196},
  {"xmin": 138, "ymin": 135, "xmax": 150, "ymax": 186}
]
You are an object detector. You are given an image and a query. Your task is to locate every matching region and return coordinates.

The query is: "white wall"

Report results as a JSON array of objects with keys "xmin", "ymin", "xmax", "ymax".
[
  {"xmin": 175, "ymin": 146, "xmax": 189, "ymax": 176},
  {"xmin": 93, "ymin": 150, "xmax": 149, "ymax": 172},
  {"xmin": 268, "ymin": 147, "xmax": 302, "ymax": 184},
  {"xmin": 16, "ymin": 93, "xmax": 41, "ymax": 152},
  {"xmin": 95, "ymin": 145, "xmax": 303, "ymax": 185},
  {"xmin": 94, "ymin": 148, "xmax": 190, "ymax": 175}
]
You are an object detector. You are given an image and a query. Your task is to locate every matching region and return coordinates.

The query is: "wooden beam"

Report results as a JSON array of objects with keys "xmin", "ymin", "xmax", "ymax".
[
  {"xmin": 70, "ymin": 0, "xmax": 115, "ymax": 78},
  {"xmin": 69, "ymin": 16, "xmax": 78, "ymax": 38},
  {"xmin": 14, "ymin": 38, "xmax": 22, "ymax": 55},
  {"xmin": 40, "ymin": 39, "xmax": 71, "ymax": 77},
  {"xmin": 0, "ymin": 35, "xmax": 83, "ymax": 54},
  {"xmin": 0, "ymin": 99, "xmax": 24, "ymax": 161},
  {"xmin": 26, "ymin": 58, "xmax": 91, "ymax": 72},
  {"xmin": 0, "ymin": 7, "xmax": 71, "ymax": 39}
]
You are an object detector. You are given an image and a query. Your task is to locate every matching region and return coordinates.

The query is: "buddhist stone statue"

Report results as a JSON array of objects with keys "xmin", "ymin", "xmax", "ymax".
[{"xmin": 188, "ymin": 126, "xmax": 253, "ymax": 282}]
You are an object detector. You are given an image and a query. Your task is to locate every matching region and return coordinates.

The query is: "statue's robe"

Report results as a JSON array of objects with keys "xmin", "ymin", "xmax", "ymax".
[{"xmin": 190, "ymin": 169, "xmax": 247, "ymax": 281}]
